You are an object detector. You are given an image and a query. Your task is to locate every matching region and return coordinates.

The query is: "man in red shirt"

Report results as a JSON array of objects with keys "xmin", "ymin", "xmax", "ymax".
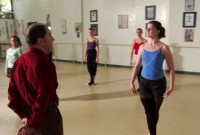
[{"xmin": 8, "ymin": 23, "xmax": 63, "ymax": 135}]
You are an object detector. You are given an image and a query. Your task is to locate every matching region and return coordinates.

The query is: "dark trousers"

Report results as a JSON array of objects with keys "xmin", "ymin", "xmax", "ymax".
[
  {"xmin": 26, "ymin": 103, "xmax": 63, "ymax": 135},
  {"xmin": 47, "ymin": 51, "xmax": 53, "ymax": 60},
  {"xmin": 139, "ymin": 76, "xmax": 166, "ymax": 135},
  {"xmin": 7, "ymin": 68, "xmax": 12, "ymax": 77},
  {"xmin": 87, "ymin": 49, "xmax": 97, "ymax": 83},
  {"xmin": 137, "ymin": 66, "xmax": 142, "ymax": 84}
]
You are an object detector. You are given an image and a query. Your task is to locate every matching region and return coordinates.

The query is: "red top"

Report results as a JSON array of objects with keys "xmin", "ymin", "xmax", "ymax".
[
  {"xmin": 132, "ymin": 42, "xmax": 144, "ymax": 55},
  {"xmin": 8, "ymin": 47, "xmax": 58, "ymax": 128}
]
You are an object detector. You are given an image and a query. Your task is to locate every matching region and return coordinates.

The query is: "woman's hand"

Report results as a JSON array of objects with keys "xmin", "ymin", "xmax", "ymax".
[
  {"xmin": 83, "ymin": 57, "xmax": 87, "ymax": 62},
  {"xmin": 130, "ymin": 82, "xmax": 137, "ymax": 94},
  {"xmin": 95, "ymin": 58, "xmax": 99, "ymax": 63},
  {"xmin": 163, "ymin": 89, "xmax": 173, "ymax": 98},
  {"xmin": 130, "ymin": 61, "xmax": 133, "ymax": 66}
]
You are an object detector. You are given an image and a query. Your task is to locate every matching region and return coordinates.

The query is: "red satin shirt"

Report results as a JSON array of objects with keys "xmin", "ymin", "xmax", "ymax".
[{"xmin": 8, "ymin": 47, "xmax": 58, "ymax": 128}]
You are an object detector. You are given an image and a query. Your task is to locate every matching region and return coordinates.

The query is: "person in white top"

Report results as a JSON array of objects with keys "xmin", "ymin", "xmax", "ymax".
[{"xmin": 5, "ymin": 36, "xmax": 22, "ymax": 77}]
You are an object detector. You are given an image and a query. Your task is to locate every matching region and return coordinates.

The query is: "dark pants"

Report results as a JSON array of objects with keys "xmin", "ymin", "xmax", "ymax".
[
  {"xmin": 26, "ymin": 103, "xmax": 63, "ymax": 135},
  {"xmin": 137, "ymin": 66, "xmax": 142, "ymax": 85},
  {"xmin": 7, "ymin": 68, "xmax": 12, "ymax": 77},
  {"xmin": 139, "ymin": 76, "xmax": 166, "ymax": 135},
  {"xmin": 47, "ymin": 51, "xmax": 53, "ymax": 60},
  {"xmin": 87, "ymin": 49, "xmax": 97, "ymax": 83}
]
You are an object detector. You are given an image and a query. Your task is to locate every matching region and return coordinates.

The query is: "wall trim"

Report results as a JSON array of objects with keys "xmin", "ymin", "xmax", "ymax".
[
  {"xmin": 53, "ymin": 59, "xmax": 131, "ymax": 68},
  {"xmin": 53, "ymin": 59, "xmax": 200, "ymax": 75},
  {"xmin": 166, "ymin": 70, "xmax": 200, "ymax": 75}
]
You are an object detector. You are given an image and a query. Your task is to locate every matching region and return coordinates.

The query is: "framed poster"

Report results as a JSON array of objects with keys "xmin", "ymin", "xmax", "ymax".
[
  {"xmin": 183, "ymin": 12, "xmax": 196, "ymax": 27},
  {"xmin": 185, "ymin": 0, "xmax": 195, "ymax": 11},
  {"xmin": 90, "ymin": 10, "xmax": 98, "ymax": 22},
  {"xmin": 46, "ymin": 14, "xmax": 51, "ymax": 27},
  {"xmin": 75, "ymin": 23, "xmax": 81, "ymax": 33},
  {"xmin": 27, "ymin": 22, "xmax": 37, "ymax": 27},
  {"xmin": 2, "ymin": 26, "xmax": 5, "ymax": 35},
  {"xmin": 17, "ymin": 20, "xmax": 24, "ymax": 34},
  {"xmin": 145, "ymin": 23, "xmax": 148, "ymax": 37},
  {"xmin": 184, "ymin": 29, "xmax": 194, "ymax": 42},
  {"xmin": 61, "ymin": 19, "xmax": 67, "ymax": 34},
  {"xmin": 90, "ymin": 24, "xmax": 98, "ymax": 36},
  {"xmin": 118, "ymin": 15, "xmax": 128, "ymax": 29},
  {"xmin": 145, "ymin": 5, "xmax": 156, "ymax": 20}
]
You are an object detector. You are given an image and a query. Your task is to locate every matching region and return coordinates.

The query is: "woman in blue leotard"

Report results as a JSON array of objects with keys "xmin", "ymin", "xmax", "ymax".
[{"xmin": 130, "ymin": 21, "xmax": 175, "ymax": 135}]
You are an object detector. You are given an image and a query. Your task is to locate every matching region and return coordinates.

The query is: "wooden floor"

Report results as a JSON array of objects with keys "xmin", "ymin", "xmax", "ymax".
[{"xmin": 0, "ymin": 61, "xmax": 200, "ymax": 135}]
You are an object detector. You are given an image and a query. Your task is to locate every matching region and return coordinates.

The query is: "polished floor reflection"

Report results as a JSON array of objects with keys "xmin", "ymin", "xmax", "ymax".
[{"xmin": 0, "ymin": 62, "xmax": 200, "ymax": 135}]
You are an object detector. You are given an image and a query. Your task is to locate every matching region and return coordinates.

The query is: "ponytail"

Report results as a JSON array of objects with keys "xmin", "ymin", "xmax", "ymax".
[{"xmin": 159, "ymin": 27, "xmax": 165, "ymax": 39}]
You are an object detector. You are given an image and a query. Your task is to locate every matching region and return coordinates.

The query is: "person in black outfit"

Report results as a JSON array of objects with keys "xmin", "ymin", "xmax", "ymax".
[{"xmin": 84, "ymin": 28, "xmax": 99, "ymax": 85}]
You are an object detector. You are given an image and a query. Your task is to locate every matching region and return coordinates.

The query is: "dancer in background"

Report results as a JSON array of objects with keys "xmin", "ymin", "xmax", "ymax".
[
  {"xmin": 130, "ymin": 21, "xmax": 175, "ymax": 135},
  {"xmin": 130, "ymin": 28, "xmax": 147, "ymax": 66},
  {"xmin": 84, "ymin": 28, "xmax": 99, "ymax": 86},
  {"xmin": 5, "ymin": 36, "xmax": 22, "ymax": 78},
  {"xmin": 130, "ymin": 28, "xmax": 147, "ymax": 90}
]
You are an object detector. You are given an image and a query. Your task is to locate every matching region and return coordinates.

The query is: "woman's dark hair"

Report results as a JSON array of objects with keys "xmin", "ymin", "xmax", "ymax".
[
  {"xmin": 148, "ymin": 21, "xmax": 165, "ymax": 39},
  {"xmin": 11, "ymin": 36, "xmax": 22, "ymax": 46},
  {"xmin": 26, "ymin": 23, "xmax": 47, "ymax": 46},
  {"xmin": 88, "ymin": 28, "xmax": 93, "ymax": 31},
  {"xmin": 136, "ymin": 28, "xmax": 143, "ymax": 33}
]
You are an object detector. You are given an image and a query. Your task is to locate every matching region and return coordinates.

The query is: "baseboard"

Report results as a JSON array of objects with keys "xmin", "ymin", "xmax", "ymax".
[
  {"xmin": 166, "ymin": 70, "xmax": 200, "ymax": 75},
  {"xmin": 103, "ymin": 64, "xmax": 131, "ymax": 68}
]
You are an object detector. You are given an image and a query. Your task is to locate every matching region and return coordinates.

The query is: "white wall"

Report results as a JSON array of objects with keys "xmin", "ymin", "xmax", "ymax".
[
  {"xmin": 13, "ymin": 0, "xmax": 83, "ymax": 42},
  {"xmin": 170, "ymin": 46, "xmax": 200, "ymax": 72},
  {"xmin": 0, "ymin": 19, "xmax": 14, "ymax": 42},
  {"xmin": 168, "ymin": 0, "xmax": 200, "ymax": 73},
  {"xmin": 82, "ymin": 0, "xmax": 169, "ymax": 66},
  {"xmin": 12, "ymin": 0, "xmax": 83, "ymax": 61},
  {"xmin": 0, "ymin": 19, "xmax": 15, "ymax": 60},
  {"xmin": 10, "ymin": 0, "xmax": 200, "ymax": 73},
  {"xmin": 169, "ymin": 0, "xmax": 200, "ymax": 46}
]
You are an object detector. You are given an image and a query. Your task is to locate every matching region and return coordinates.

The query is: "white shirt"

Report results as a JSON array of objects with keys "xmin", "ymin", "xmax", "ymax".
[{"xmin": 5, "ymin": 47, "xmax": 22, "ymax": 72}]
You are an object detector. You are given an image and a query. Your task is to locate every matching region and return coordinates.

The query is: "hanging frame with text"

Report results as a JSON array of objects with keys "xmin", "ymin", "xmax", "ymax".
[
  {"xmin": 183, "ymin": 12, "xmax": 196, "ymax": 27},
  {"xmin": 145, "ymin": 5, "xmax": 156, "ymax": 20},
  {"xmin": 90, "ymin": 10, "xmax": 98, "ymax": 22},
  {"xmin": 185, "ymin": 0, "xmax": 195, "ymax": 11}
]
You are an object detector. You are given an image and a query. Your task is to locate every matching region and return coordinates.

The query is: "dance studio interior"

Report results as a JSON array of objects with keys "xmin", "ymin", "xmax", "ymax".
[{"xmin": 0, "ymin": 0, "xmax": 200, "ymax": 135}]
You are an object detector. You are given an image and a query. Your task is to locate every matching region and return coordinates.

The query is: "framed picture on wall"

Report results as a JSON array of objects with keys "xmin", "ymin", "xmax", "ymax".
[
  {"xmin": 61, "ymin": 19, "xmax": 67, "ymax": 34},
  {"xmin": 46, "ymin": 14, "xmax": 51, "ymax": 27},
  {"xmin": 27, "ymin": 22, "xmax": 37, "ymax": 27},
  {"xmin": 17, "ymin": 20, "xmax": 24, "ymax": 34},
  {"xmin": 185, "ymin": 0, "xmax": 195, "ymax": 11},
  {"xmin": 10, "ymin": 24, "xmax": 13, "ymax": 34},
  {"xmin": 2, "ymin": 26, "xmax": 5, "ymax": 35},
  {"xmin": 75, "ymin": 23, "xmax": 82, "ymax": 33},
  {"xmin": 145, "ymin": 5, "xmax": 156, "ymax": 20},
  {"xmin": 184, "ymin": 29, "xmax": 194, "ymax": 42},
  {"xmin": 90, "ymin": 10, "xmax": 98, "ymax": 22},
  {"xmin": 183, "ymin": 12, "xmax": 196, "ymax": 27},
  {"xmin": 145, "ymin": 23, "xmax": 148, "ymax": 37},
  {"xmin": 90, "ymin": 24, "xmax": 98, "ymax": 36},
  {"xmin": 118, "ymin": 15, "xmax": 128, "ymax": 29}
]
